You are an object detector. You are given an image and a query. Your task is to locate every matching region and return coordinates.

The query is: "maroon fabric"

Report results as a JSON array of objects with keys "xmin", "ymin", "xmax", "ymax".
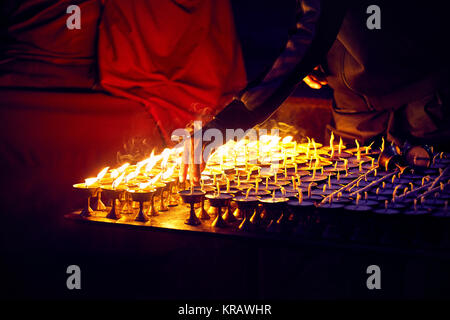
[
  {"xmin": 98, "ymin": 0, "xmax": 247, "ymax": 143},
  {"xmin": 0, "ymin": 0, "xmax": 102, "ymax": 88},
  {"xmin": 0, "ymin": 89, "xmax": 165, "ymax": 213}
]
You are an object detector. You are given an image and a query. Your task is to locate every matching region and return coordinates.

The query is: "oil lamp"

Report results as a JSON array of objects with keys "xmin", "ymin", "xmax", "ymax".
[
  {"xmin": 73, "ymin": 128, "xmax": 450, "ymax": 247},
  {"xmin": 127, "ymin": 187, "xmax": 156, "ymax": 222},
  {"xmin": 168, "ymin": 178, "xmax": 182, "ymax": 207},
  {"xmin": 120, "ymin": 184, "xmax": 136, "ymax": 215},
  {"xmin": 99, "ymin": 170, "xmax": 127, "ymax": 219},
  {"xmin": 195, "ymin": 185, "xmax": 215, "ymax": 220},
  {"xmin": 178, "ymin": 187, "xmax": 205, "ymax": 226},
  {"xmin": 206, "ymin": 191, "xmax": 233, "ymax": 228},
  {"xmin": 102, "ymin": 186, "xmax": 124, "ymax": 220},
  {"xmin": 327, "ymin": 137, "xmax": 352, "ymax": 160},
  {"xmin": 73, "ymin": 179, "xmax": 99, "ymax": 218},
  {"xmin": 259, "ymin": 191, "xmax": 289, "ymax": 232},
  {"xmin": 92, "ymin": 188, "xmax": 107, "ymax": 211},
  {"xmin": 220, "ymin": 187, "xmax": 240, "ymax": 223},
  {"xmin": 273, "ymin": 188, "xmax": 298, "ymax": 199},
  {"xmin": 288, "ymin": 189, "xmax": 315, "ymax": 234},
  {"xmin": 159, "ymin": 180, "xmax": 174, "ymax": 212},
  {"xmin": 234, "ymin": 194, "xmax": 259, "ymax": 231}
]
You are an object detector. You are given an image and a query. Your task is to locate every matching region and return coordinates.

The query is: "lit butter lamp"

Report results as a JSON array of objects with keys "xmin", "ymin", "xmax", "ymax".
[
  {"xmin": 101, "ymin": 187, "xmax": 124, "ymax": 220},
  {"xmin": 127, "ymin": 185, "xmax": 156, "ymax": 222},
  {"xmin": 150, "ymin": 182, "xmax": 166, "ymax": 216},
  {"xmin": 327, "ymin": 136, "xmax": 352, "ymax": 160},
  {"xmin": 346, "ymin": 140, "xmax": 373, "ymax": 164},
  {"xmin": 159, "ymin": 166, "xmax": 177, "ymax": 212},
  {"xmin": 92, "ymin": 168, "xmax": 110, "ymax": 211},
  {"xmin": 73, "ymin": 167, "xmax": 110, "ymax": 217},
  {"xmin": 287, "ymin": 189, "xmax": 315, "ymax": 227},
  {"xmin": 73, "ymin": 178, "xmax": 100, "ymax": 218},
  {"xmin": 261, "ymin": 180, "xmax": 281, "ymax": 192},
  {"xmin": 206, "ymin": 184, "xmax": 233, "ymax": 228},
  {"xmin": 231, "ymin": 177, "xmax": 258, "ymax": 219},
  {"xmin": 228, "ymin": 174, "xmax": 252, "ymax": 191},
  {"xmin": 219, "ymin": 179, "xmax": 240, "ymax": 223},
  {"xmin": 101, "ymin": 172, "xmax": 127, "ymax": 220},
  {"xmin": 234, "ymin": 189, "xmax": 259, "ymax": 231},
  {"xmin": 194, "ymin": 182, "xmax": 215, "ymax": 220},
  {"xmin": 302, "ymin": 160, "xmax": 328, "ymax": 183},
  {"xmin": 259, "ymin": 190, "xmax": 289, "ymax": 232},
  {"xmin": 178, "ymin": 185, "xmax": 205, "ymax": 226}
]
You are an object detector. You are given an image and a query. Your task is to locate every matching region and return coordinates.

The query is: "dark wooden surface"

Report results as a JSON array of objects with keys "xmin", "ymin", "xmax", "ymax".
[{"xmin": 65, "ymin": 203, "xmax": 450, "ymax": 261}]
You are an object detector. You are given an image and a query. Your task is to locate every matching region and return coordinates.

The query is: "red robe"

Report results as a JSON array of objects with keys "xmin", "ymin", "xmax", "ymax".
[{"xmin": 98, "ymin": 0, "xmax": 247, "ymax": 143}]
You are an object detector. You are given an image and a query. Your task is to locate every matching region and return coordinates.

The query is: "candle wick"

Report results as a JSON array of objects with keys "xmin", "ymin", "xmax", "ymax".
[
  {"xmin": 297, "ymin": 188, "xmax": 303, "ymax": 204},
  {"xmin": 245, "ymin": 187, "xmax": 252, "ymax": 199}
]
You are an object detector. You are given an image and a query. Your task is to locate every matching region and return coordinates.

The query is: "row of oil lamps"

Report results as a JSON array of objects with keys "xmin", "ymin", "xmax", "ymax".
[
  {"xmin": 73, "ymin": 134, "xmax": 450, "ymax": 236},
  {"xmin": 72, "ymin": 134, "xmax": 375, "ymax": 226},
  {"xmin": 72, "ymin": 160, "xmax": 450, "ymax": 235}
]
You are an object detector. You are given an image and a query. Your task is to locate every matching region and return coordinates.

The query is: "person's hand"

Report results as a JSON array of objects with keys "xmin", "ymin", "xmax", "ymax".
[
  {"xmin": 303, "ymin": 66, "xmax": 327, "ymax": 89},
  {"xmin": 179, "ymin": 122, "xmax": 206, "ymax": 186},
  {"xmin": 178, "ymin": 98, "xmax": 252, "ymax": 185}
]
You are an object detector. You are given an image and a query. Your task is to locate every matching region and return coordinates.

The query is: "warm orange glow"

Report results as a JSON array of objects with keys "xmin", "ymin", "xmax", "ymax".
[
  {"xmin": 84, "ymin": 177, "xmax": 98, "ymax": 187},
  {"xmin": 329, "ymin": 131, "xmax": 335, "ymax": 158},
  {"xmin": 78, "ymin": 130, "xmax": 386, "ymax": 208},
  {"xmin": 96, "ymin": 167, "xmax": 109, "ymax": 180},
  {"xmin": 162, "ymin": 165, "xmax": 176, "ymax": 181},
  {"xmin": 282, "ymin": 136, "xmax": 293, "ymax": 144},
  {"xmin": 365, "ymin": 141, "xmax": 374, "ymax": 154},
  {"xmin": 312, "ymin": 138, "xmax": 318, "ymax": 159},
  {"xmin": 160, "ymin": 148, "xmax": 172, "ymax": 169},
  {"xmin": 139, "ymin": 172, "xmax": 163, "ymax": 190},
  {"xmin": 355, "ymin": 139, "xmax": 361, "ymax": 161},
  {"xmin": 145, "ymin": 151, "xmax": 160, "ymax": 173},
  {"xmin": 112, "ymin": 172, "xmax": 126, "ymax": 189}
]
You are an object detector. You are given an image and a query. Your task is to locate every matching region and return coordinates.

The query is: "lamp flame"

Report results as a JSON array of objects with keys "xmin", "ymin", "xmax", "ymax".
[
  {"xmin": 112, "ymin": 172, "xmax": 126, "ymax": 190},
  {"xmin": 84, "ymin": 177, "xmax": 98, "ymax": 187}
]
